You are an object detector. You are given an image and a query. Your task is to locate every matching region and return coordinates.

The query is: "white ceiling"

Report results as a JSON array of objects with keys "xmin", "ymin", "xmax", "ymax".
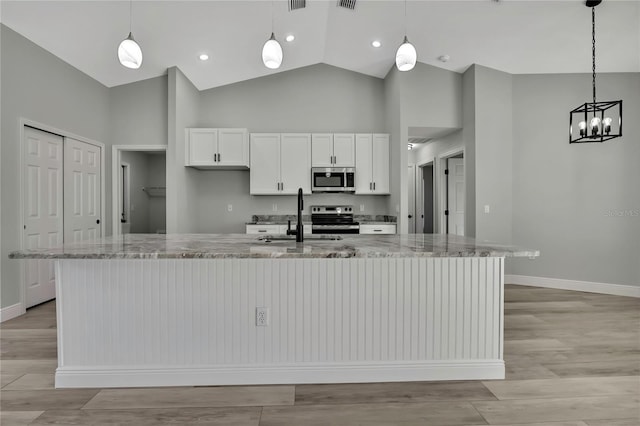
[{"xmin": 1, "ymin": 1, "xmax": 638, "ymax": 90}]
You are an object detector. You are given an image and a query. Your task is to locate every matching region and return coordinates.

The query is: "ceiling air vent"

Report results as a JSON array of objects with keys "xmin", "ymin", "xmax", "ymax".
[
  {"xmin": 289, "ymin": 0, "xmax": 306, "ymax": 11},
  {"xmin": 337, "ymin": 0, "xmax": 356, "ymax": 10}
]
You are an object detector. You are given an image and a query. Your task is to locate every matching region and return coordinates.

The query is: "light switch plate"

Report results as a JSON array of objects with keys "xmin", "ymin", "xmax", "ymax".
[
  {"xmin": 227, "ymin": 204, "xmax": 233, "ymax": 212},
  {"xmin": 484, "ymin": 205, "xmax": 490, "ymax": 213}
]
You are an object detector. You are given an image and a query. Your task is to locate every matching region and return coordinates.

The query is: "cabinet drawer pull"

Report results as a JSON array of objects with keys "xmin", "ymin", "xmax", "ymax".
[
  {"xmin": 258, "ymin": 230, "xmax": 267, "ymax": 233},
  {"xmin": 374, "ymin": 229, "xmax": 382, "ymax": 232}
]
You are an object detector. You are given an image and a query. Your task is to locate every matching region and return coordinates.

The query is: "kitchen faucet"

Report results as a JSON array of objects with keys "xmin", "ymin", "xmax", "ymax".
[{"xmin": 286, "ymin": 188, "xmax": 304, "ymax": 242}]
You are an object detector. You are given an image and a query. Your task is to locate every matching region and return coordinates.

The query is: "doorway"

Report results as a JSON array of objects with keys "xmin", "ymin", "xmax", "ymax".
[
  {"xmin": 422, "ymin": 163, "xmax": 434, "ymax": 233},
  {"xmin": 441, "ymin": 152, "xmax": 465, "ymax": 236},
  {"xmin": 21, "ymin": 123, "xmax": 105, "ymax": 308},
  {"xmin": 112, "ymin": 145, "xmax": 167, "ymax": 235}
]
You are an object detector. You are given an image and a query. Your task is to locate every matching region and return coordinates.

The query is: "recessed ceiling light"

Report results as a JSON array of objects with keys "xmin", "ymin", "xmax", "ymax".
[
  {"xmin": 199, "ymin": 54, "xmax": 209, "ymax": 61},
  {"xmin": 372, "ymin": 40, "xmax": 381, "ymax": 48},
  {"xmin": 285, "ymin": 34, "xmax": 295, "ymax": 42}
]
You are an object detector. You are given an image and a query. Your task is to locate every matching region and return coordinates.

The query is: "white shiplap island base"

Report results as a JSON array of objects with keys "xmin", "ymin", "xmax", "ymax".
[{"xmin": 10, "ymin": 234, "xmax": 539, "ymax": 389}]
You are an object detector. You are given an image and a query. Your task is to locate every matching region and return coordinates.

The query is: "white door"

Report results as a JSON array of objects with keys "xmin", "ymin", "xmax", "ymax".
[
  {"xmin": 250, "ymin": 134, "xmax": 281, "ymax": 194},
  {"xmin": 280, "ymin": 133, "xmax": 311, "ymax": 194},
  {"xmin": 64, "ymin": 138, "xmax": 102, "ymax": 243},
  {"xmin": 311, "ymin": 133, "xmax": 333, "ymax": 167},
  {"xmin": 447, "ymin": 158, "xmax": 465, "ymax": 236},
  {"xmin": 23, "ymin": 127, "xmax": 63, "ymax": 308},
  {"xmin": 332, "ymin": 133, "xmax": 355, "ymax": 167},
  {"xmin": 408, "ymin": 164, "xmax": 416, "ymax": 233},
  {"xmin": 217, "ymin": 128, "xmax": 248, "ymax": 167},
  {"xmin": 371, "ymin": 134, "xmax": 390, "ymax": 194},
  {"xmin": 355, "ymin": 134, "xmax": 373, "ymax": 194}
]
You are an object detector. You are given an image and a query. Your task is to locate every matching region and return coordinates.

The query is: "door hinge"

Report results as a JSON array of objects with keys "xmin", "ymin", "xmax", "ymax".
[
  {"xmin": 445, "ymin": 210, "xmax": 449, "ymax": 216},
  {"xmin": 444, "ymin": 169, "xmax": 449, "ymax": 175}
]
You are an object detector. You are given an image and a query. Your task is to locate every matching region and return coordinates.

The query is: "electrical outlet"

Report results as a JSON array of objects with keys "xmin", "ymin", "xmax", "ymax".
[
  {"xmin": 484, "ymin": 205, "xmax": 490, "ymax": 214},
  {"xmin": 360, "ymin": 204, "xmax": 365, "ymax": 212},
  {"xmin": 256, "ymin": 307, "xmax": 269, "ymax": 326},
  {"xmin": 227, "ymin": 204, "xmax": 233, "ymax": 212}
]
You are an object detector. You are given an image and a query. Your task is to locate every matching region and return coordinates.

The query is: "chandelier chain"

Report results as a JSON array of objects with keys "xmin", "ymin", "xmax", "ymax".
[{"xmin": 592, "ymin": 6, "xmax": 596, "ymax": 104}]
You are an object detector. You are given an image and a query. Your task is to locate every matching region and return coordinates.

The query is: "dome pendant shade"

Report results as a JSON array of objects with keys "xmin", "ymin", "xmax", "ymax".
[
  {"xmin": 118, "ymin": 32, "xmax": 143, "ymax": 69},
  {"xmin": 395, "ymin": 36, "xmax": 417, "ymax": 71},
  {"xmin": 262, "ymin": 33, "xmax": 283, "ymax": 69}
]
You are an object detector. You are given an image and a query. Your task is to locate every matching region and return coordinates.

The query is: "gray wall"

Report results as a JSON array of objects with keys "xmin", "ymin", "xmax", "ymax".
[
  {"xmin": 510, "ymin": 72, "xmax": 640, "ymax": 287},
  {"xmin": 192, "ymin": 64, "xmax": 389, "ymax": 232},
  {"xmin": 473, "ymin": 65, "xmax": 513, "ymax": 245},
  {"xmin": 109, "ymin": 76, "xmax": 168, "ymax": 147},
  {"xmin": 386, "ymin": 63, "xmax": 463, "ymax": 234},
  {"xmin": 462, "ymin": 67, "xmax": 477, "ymax": 238},
  {"xmin": 1, "ymin": 25, "xmax": 110, "ymax": 309},
  {"xmin": 167, "ymin": 67, "xmax": 201, "ymax": 233}
]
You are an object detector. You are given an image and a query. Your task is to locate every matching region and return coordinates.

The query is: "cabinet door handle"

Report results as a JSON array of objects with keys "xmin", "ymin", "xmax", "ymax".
[
  {"xmin": 332, "ymin": 155, "xmax": 335, "ymax": 164},
  {"xmin": 281, "ymin": 182, "xmax": 284, "ymax": 191},
  {"xmin": 218, "ymin": 153, "xmax": 221, "ymax": 162},
  {"xmin": 214, "ymin": 153, "xmax": 217, "ymax": 162},
  {"xmin": 373, "ymin": 182, "xmax": 376, "ymax": 191},
  {"xmin": 369, "ymin": 182, "xmax": 372, "ymax": 190}
]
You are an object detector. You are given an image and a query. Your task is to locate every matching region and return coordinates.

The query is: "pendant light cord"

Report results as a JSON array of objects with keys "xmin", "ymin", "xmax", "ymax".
[
  {"xmin": 592, "ymin": 6, "xmax": 596, "ymax": 105},
  {"xmin": 271, "ymin": 0, "xmax": 275, "ymax": 33},
  {"xmin": 129, "ymin": 0, "xmax": 133, "ymax": 33},
  {"xmin": 404, "ymin": 0, "xmax": 407, "ymax": 35}
]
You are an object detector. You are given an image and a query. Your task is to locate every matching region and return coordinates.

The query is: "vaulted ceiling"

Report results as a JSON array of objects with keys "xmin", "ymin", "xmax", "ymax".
[{"xmin": 2, "ymin": 1, "xmax": 638, "ymax": 90}]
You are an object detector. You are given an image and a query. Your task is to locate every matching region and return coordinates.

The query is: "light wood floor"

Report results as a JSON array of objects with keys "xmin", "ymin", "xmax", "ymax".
[{"xmin": 1, "ymin": 284, "xmax": 639, "ymax": 425}]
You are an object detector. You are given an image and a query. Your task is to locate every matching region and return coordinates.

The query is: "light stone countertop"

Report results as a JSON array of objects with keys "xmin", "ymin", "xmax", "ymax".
[{"xmin": 9, "ymin": 234, "xmax": 539, "ymax": 260}]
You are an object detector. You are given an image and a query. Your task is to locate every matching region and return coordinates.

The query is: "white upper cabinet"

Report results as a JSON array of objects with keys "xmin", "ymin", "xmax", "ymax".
[
  {"xmin": 185, "ymin": 128, "xmax": 248, "ymax": 169},
  {"xmin": 332, "ymin": 134, "xmax": 355, "ymax": 167},
  {"xmin": 311, "ymin": 133, "xmax": 355, "ymax": 167},
  {"xmin": 311, "ymin": 134, "xmax": 333, "ymax": 167},
  {"xmin": 355, "ymin": 133, "xmax": 389, "ymax": 194},
  {"xmin": 280, "ymin": 133, "xmax": 312, "ymax": 194},
  {"xmin": 250, "ymin": 133, "xmax": 311, "ymax": 195}
]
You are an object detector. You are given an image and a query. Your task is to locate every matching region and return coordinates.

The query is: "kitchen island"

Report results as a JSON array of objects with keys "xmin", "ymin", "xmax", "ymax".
[{"xmin": 10, "ymin": 234, "xmax": 538, "ymax": 388}]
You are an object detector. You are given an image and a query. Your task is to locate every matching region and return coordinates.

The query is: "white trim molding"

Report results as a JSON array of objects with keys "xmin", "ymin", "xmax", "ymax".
[
  {"xmin": 55, "ymin": 361, "xmax": 505, "ymax": 389},
  {"xmin": 506, "ymin": 274, "xmax": 640, "ymax": 298},
  {"xmin": 1, "ymin": 303, "xmax": 25, "ymax": 322}
]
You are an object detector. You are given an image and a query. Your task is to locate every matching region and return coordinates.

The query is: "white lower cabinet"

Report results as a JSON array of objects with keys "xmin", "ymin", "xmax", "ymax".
[
  {"xmin": 246, "ymin": 224, "xmax": 312, "ymax": 234},
  {"xmin": 250, "ymin": 133, "xmax": 311, "ymax": 195},
  {"xmin": 359, "ymin": 224, "xmax": 396, "ymax": 234}
]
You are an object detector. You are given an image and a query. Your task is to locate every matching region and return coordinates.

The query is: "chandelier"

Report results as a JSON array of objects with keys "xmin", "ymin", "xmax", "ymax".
[{"xmin": 569, "ymin": 0, "xmax": 622, "ymax": 144}]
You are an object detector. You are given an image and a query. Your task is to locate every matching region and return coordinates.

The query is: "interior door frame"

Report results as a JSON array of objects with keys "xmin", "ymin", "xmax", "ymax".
[
  {"xmin": 111, "ymin": 145, "xmax": 168, "ymax": 236},
  {"xmin": 437, "ymin": 148, "xmax": 465, "ymax": 235},
  {"xmin": 18, "ymin": 118, "xmax": 105, "ymax": 311}
]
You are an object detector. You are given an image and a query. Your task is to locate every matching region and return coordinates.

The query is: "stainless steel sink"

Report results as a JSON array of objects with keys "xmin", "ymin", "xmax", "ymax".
[{"xmin": 257, "ymin": 234, "xmax": 343, "ymax": 242}]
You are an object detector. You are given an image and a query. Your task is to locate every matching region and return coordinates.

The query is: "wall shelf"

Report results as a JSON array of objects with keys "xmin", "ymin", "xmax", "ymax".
[{"xmin": 142, "ymin": 187, "xmax": 166, "ymax": 197}]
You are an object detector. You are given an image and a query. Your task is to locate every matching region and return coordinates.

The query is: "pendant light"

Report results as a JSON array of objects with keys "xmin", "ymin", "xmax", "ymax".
[
  {"xmin": 569, "ymin": 0, "xmax": 622, "ymax": 143},
  {"xmin": 262, "ymin": 1, "xmax": 283, "ymax": 69},
  {"xmin": 118, "ymin": 0, "xmax": 143, "ymax": 69},
  {"xmin": 395, "ymin": 0, "xmax": 416, "ymax": 72}
]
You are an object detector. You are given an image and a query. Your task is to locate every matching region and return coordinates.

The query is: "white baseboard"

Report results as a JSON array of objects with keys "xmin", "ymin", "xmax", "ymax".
[
  {"xmin": 506, "ymin": 274, "xmax": 640, "ymax": 298},
  {"xmin": 55, "ymin": 361, "xmax": 505, "ymax": 388},
  {"xmin": 0, "ymin": 303, "xmax": 25, "ymax": 322}
]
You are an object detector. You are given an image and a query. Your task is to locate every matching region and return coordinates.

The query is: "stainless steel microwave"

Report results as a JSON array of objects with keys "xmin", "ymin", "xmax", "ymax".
[{"xmin": 311, "ymin": 167, "xmax": 355, "ymax": 193}]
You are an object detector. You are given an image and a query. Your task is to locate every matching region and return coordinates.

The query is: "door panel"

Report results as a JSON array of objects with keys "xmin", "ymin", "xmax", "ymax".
[
  {"xmin": 217, "ymin": 129, "xmax": 248, "ymax": 166},
  {"xmin": 447, "ymin": 158, "xmax": 465, "ymax": 236},
  {"xmin": 64, "ymin": 138, "xmax": 102, "ymax": 244},
  {"xmin": 355, "ymin": 134, "xmax": 373, "ymax": 194},
  {"xmin": 187, "ymin": 129, "xmax": 217, "ymax": 166},
  {"xmin": 23, "ymin": 127, "xmax": 63, "ymax": 308},
  {"xmin": 332, "ymin": 134, "xmax": 355, "ymax": 167},
  {"xmin": 250, "ymin": 134, "xmax": 281, "ymax": 194},
  {"xmin": 311, "ymin": 133, "xmax": 333, "ymax": 167},
  {"xmin": 372, "ymin": 134, "xmax": 390, "ymax": 194},
  {"xmin": 280, "ymin": 133, "xmax": 311, "ymax": 194}
]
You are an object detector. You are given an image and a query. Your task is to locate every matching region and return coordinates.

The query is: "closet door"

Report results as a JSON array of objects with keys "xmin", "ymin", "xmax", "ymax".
[
  {"xmin": 23, "ymin": 127, "xmax": 63, "ymax": 308},
  {"xmin": 64, "ymin": 138, "xmax": 102, "ymax": 243}
]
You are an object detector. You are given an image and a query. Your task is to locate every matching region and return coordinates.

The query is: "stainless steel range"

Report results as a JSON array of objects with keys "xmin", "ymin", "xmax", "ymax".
[{"xmin": 311, "ymin": 205, "xmax": 359, "ymax": 234}]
